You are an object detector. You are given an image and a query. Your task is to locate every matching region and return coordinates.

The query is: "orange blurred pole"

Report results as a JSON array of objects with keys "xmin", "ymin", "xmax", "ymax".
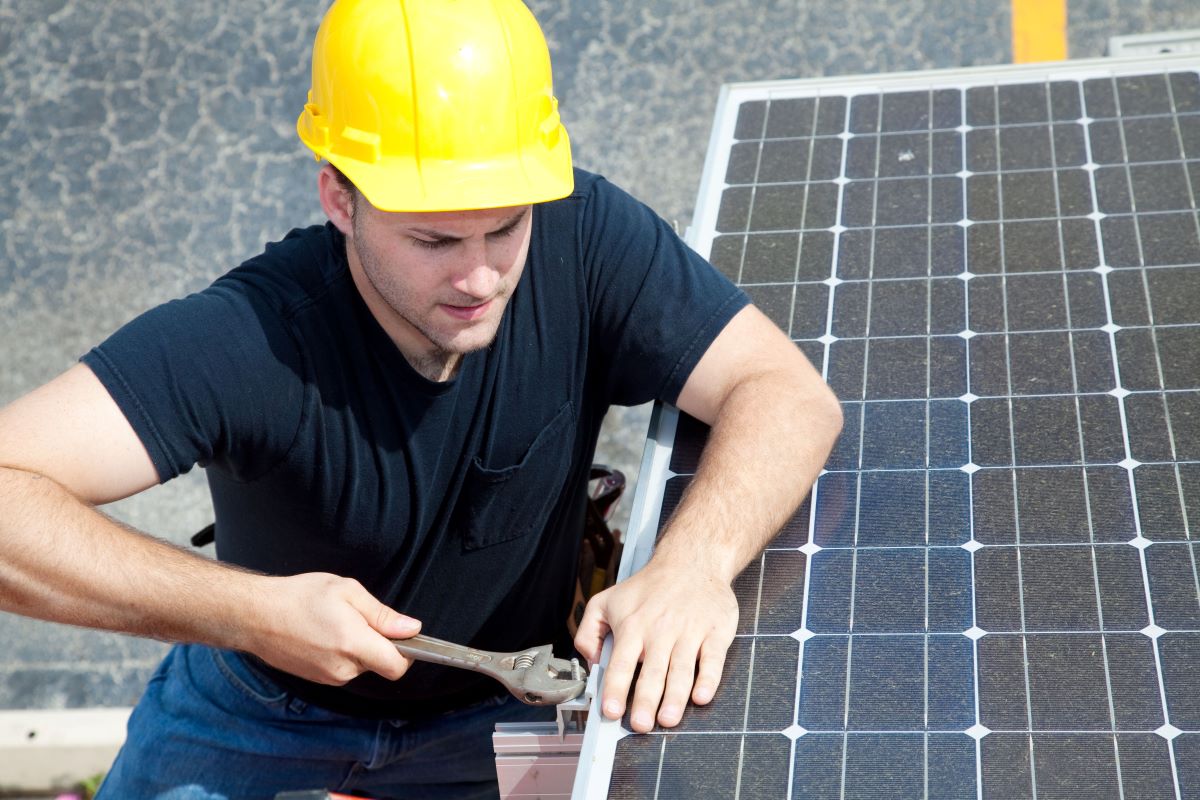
[{"xmin": 1012, "ymin": 0, "xmax": 1068, "ymax": 63}]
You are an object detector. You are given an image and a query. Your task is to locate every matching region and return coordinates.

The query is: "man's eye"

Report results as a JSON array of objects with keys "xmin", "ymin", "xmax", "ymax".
[
  {"xmin": 413, "ymin": 238, "xmax": 453, "ymax": 250},
  {"xmin": 488, "ymin": 225, "xmax": 519, "ymax": 240}
]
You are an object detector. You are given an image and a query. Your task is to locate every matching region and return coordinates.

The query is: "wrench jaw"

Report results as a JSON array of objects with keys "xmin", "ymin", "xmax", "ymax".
[
  {"xmin": 392, "ymin": 635, "xmax": 587, "ymax": 707},
  {"xmin": 494, "ymin": 645, "xmax": 588, "ymax": 706}
]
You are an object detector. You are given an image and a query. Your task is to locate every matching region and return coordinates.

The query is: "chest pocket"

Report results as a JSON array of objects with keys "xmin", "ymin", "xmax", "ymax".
[{"xmin": 457, "ymin": 402, "xmax": 576, "ymax": 551}]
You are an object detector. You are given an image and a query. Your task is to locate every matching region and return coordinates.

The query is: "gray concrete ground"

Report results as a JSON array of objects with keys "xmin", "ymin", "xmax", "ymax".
[{"xmin": 1, "ymin": 0, "xmax": 1198, "ymax": 712}]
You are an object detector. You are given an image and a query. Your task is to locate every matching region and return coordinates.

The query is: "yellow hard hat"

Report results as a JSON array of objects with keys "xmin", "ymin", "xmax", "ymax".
[{"xmin": 297, "ymin": 0, "xmax": 573, "ymax": 212}]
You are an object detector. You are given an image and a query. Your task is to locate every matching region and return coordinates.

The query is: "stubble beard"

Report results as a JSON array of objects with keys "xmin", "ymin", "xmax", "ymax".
[{"xmin": 350, "ymin": 213, "xmax": 504, "ymax": 377}]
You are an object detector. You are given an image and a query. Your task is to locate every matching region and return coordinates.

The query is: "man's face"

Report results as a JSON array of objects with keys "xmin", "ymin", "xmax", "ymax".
[{"xmin": 345, "ymin": 195, "xmax": 533, "ymax": 365}]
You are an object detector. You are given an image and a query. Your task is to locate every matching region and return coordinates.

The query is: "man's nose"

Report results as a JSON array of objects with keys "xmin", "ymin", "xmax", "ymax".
[{"xmin": 450, "ymin": 245, "xmax": 500, "ymax": 299}]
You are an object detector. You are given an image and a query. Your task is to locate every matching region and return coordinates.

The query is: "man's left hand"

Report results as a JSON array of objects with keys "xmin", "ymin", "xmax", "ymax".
[
  {"xmin": 573, "ymin": 557, "xmax": 738, "ymax": 733},
  {"xmin": 573, "ymin": 306, "xmax": 841, "ymax": 734}
]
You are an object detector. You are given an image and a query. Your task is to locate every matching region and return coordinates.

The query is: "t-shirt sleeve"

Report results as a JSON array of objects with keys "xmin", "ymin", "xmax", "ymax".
[
  {"xmin": 80, "ymin": 279, "xmax": 306, "ymax": 484},
  {"xmin": 580, "ymin": 175, "xmax": 749, "ymax": 407}
]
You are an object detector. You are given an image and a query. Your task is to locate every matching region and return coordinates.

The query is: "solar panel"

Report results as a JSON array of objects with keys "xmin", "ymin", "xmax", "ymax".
[{"xmin": 575, "ymin": 52, "xmax": 1200, "ymax": 800}]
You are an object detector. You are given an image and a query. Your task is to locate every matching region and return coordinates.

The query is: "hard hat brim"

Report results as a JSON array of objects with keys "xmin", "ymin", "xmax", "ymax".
[{"xmin": 311, "ymin": 134, "xmax": 575, "ymax": 213}]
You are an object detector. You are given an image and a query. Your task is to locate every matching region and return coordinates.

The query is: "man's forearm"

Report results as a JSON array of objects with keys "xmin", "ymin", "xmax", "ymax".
[
  {"xmin": 653, "ymin": 369, "xmax": 843, "ymax": 582},
  {"xmin": 0, "ymin": 465, "xmax": 262, "ymax": 649},
  {"xmin": 0, "ymin": 465, "xmax": 420, "ymax": 686},
  {"xmin": 0, "ymin": 363, "xmax": 417, "ymax": 686}
]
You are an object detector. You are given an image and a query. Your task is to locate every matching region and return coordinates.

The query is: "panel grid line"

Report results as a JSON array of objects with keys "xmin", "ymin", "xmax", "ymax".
[
  {"xmin": 734, "ymin": 108, "xmax": 1200, "ymax": 143},
  {"xmin": 733, "ymin": 95, "xmax": 772, "ymax": 285},
  {"xmin": 921, "ymin": 86, "xmax": 937, "ymax": 800},
  {"xmin": 1111, "ymin": 77, "xmax": 1182, "ymax": 603},
  {"xmin": 818, "ymin": 388, "xmax": 1200, "ymax": 404},
  {"xmin": 786, "ymin": 90, "xmax": 855, "ymax": 800},
  {"xmin": 782, "ymin": 96, "xmax": 823, "ymax": 339},
  {"xmin": 622, "ymin": 722, "xmax": 1195, "ymax": 734},
  {"xmin": 726, "ymin": 159, "xmax": 1200, "ymax": 193},
  {"xmin": 1045, "ymin": 79, "xmax": 1130, "ymax": 800},
  {"xmin": 731, "ymin": 637, "xmax": 757, "ymax": 800},
  {"xmin": 731, "ymin": 551, "xmax": 767, "ymax": 800},
  {"xmin": 1111, "ymin": 71, "xmax": 1188, "ymax": 797},
  {"xmin": 821, "ymin": 95, "xmax": 854, "ymax": 382},
  {"xmin": 727, "ymin": 154, "xmax": 1200, "ymax": 184},
  {"xmin": 652, "ymin": 736, "xmax": 666, "ymax": 800},
  {"xmin": 799, "ymin": 624, "xmax": 1199, "ymax": 638},
  {"xmin": 800, "ymin": 98, "xmax": 827, "ymax": 335},
  {"xmin": 1162, "ymin": 69, "xmax": 1200, "ymax": 614},
  {"xmin": 835, "ymin": 91, "xmax": 888, "ymax": 800},
  {"xmin": 991, "ymin": 79, "xmax": 1042, "ymax": 800},
  {"xmin": 782, "ymin": 321, "xmax": 1200, "ymax": 339},
  {"xmin": 730, "ymin": 121, "xmax": 1053, "ymax": 143},
  {"xmin": 1163, "ymin": 76, "xmax": 1200, "ymax": 249},
  {"xmin": 1083, "ymin": 73, "xmax": 1183, "ymax": 799},
  {"xmin": 822, "ymin": 459, "xmax": 1200, "ymax": 474},
  {"xmin": 718, "ymin": 204, "xmax": 1200, "ymax": 235},
  {"xmin": 959, "ymin": 82, "xmax": 987, "ymax": 800}
]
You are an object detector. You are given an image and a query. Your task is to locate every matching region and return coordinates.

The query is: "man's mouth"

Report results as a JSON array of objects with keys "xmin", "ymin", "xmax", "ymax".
[{"xmin": 440, "ymin": 300, "xmax": 493, "ymax": 321}]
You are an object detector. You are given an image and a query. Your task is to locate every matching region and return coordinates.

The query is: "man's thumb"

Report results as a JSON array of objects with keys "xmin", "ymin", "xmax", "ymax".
[{"xmin": 375, "ymin": 606, "xmax": 422, "ymax": 639}]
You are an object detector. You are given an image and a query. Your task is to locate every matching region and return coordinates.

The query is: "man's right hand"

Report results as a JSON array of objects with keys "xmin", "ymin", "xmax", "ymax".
[{"xmin": 244, "ymin": 572, "xmax": 421, "ymax": 686}]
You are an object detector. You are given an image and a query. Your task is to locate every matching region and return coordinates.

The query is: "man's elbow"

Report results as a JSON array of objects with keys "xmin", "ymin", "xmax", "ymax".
[
  {"xmin": 777, "ymin": 356, "xmax": 842, "ymax": 447},
  {"xmin": 810, "ymin": 380, "xmax": 844, "ymax": 443}
]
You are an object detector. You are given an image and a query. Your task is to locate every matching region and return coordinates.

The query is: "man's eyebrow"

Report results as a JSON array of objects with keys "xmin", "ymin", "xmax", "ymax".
[{"xmin": 408, "ymin": 208, "xmax": 528, "ymax": 241}]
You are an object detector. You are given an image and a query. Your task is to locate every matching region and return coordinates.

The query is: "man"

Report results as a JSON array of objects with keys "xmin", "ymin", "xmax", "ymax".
[{"xmin": 0, "ymin": 0, "xmax": 841, "ymax": 798}]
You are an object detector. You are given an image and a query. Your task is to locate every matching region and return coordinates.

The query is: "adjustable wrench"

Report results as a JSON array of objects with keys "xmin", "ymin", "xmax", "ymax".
[{"xmin": 392, "ymin": 634, "xmax": 587, "ymax": 705}]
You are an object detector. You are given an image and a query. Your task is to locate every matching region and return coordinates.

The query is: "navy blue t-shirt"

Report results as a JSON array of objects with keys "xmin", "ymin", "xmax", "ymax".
[{"xmin": 82, "ymin": 169, "xmax": 747, "ymax": 717}]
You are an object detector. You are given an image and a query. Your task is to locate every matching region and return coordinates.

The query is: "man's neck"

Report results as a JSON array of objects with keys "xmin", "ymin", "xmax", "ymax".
[
  {"xmin": 408, "ymin": 351, "xmax": 462, "ymax": 382},
  {"xmin": 342, "ymin": 238, "xmax": 462, "ymax": 383}
]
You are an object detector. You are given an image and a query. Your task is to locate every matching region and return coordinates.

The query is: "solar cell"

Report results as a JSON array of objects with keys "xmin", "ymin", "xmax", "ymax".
[{"xmin": 575, "ymin": 54, "xmax": 1200, "ymax": 800}]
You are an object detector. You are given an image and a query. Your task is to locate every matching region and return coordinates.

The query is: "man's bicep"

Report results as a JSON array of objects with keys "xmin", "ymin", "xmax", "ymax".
[
  {"xmin": 0, "ymin": 363, "xmax": 160, "ymax": 504},
  {"xmin": 675, "ymin": 305, "xmax": 826, "ymax": 426}
]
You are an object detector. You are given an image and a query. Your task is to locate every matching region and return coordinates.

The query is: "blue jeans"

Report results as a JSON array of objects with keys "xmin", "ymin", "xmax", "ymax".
[{"xmin": 97, "ymin": 643, "xmax": 555, "ymax": 800}]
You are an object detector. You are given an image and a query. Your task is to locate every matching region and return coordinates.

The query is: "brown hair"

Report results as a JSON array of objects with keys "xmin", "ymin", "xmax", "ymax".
[{"xmin": 328, "ymin": 163, "xmax": 359, "ymax": 216}]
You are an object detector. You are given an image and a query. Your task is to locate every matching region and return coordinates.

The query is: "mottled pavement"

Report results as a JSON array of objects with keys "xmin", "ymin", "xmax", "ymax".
[{"xmin": 1, "ymin": 0, "xmax": 1198, "ymax": 710}]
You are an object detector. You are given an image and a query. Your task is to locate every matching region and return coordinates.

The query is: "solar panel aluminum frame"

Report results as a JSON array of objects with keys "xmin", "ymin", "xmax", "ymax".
[
  {"xmin": 573, "ymin": 51, "xmax": 1200, "ymax": 800},
  {"xmin": 572, "ymin": 404, "xmax": 682, "ymax": 800},
  {"xmin": 1108, "ymin": 29, "xmax": 1200, "ymax": 58}
]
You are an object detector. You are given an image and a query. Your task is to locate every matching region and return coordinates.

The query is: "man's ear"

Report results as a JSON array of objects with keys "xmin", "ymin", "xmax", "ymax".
[{"xmin": 317, "ymin": 164, "xmax": 355, "ymax": 236}]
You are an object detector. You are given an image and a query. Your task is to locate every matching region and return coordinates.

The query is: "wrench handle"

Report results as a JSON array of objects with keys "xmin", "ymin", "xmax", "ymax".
[{"xmin": 391, "ymin": 633, "xmax": 496, "ymax": 672}]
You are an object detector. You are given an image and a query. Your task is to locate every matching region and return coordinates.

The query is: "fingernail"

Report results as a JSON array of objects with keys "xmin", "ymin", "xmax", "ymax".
[
  {"xmin": 632, "ymin": 711, "xmax": 652, "ymax": 729},
  {"xmin": 604, "ymin": 700, "xmax": 622, "ymax": 718},
  {"xmin": 694, "ymin": 687, "xmax": 713, "ymax": 704},
  {"xmin": 660, "ymin": 704, "xmax": 681, "ymax": 722}
]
